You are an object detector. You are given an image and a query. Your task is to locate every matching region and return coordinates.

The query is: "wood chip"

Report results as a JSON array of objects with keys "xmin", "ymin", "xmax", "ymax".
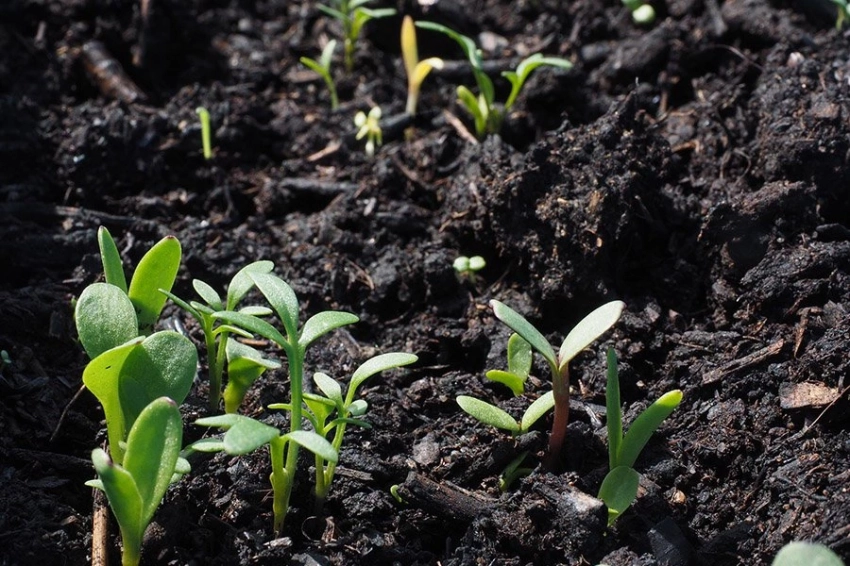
[
  {"xmin": 702, "ymin": 339, "xmax": 784, "ymax": 385},
  {"xmin": 779, "ymin": 382, "xmax": 840, "ymax": 410}
]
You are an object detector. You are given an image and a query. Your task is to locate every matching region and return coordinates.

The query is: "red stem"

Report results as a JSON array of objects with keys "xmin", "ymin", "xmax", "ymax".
[{"xmin": 547, "ymin": 364, "xmax": 570, "ymax": 468}]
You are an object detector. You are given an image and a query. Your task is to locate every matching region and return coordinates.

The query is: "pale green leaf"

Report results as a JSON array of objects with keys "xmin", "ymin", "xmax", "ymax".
[
  {"xmin": 484, "ymin": 370, "xmax": 526, "ymax": 397},
  {"xmin": 349, "ymin": 353, "xmax": 418, "ymax": 400},
  {"xmin": 195, "ymin": 414, "xmax": 280, "ymax": 455},
  {"xmin": 490, "ymin": 300, "xmax": 556, "ymax": 366},
  {"xmin": 520, "ymin": 391, "xmax": 555, "ymax": 433},
  {"xmin": 226, "ymin": 260, "xmax": 274, "ymax": 310},
  {"xmin": 249, "ymin": 272, "xmax": 300, "ymax": 338},
  {"xmin": 75, "ymin": 283, "xmax": 139, "ymax": 359},
  {"xmin": 283, "ymin": 430, "xmax": 339, "ymax": 464},
  {"xmin": 598, "ymin": 465, "xmax": 640, "ymax": 525},
  {"xmin": 457, "ymin": 395, "xmax": 520, "ymax": 432},
  {"xmin": 618, "ymin": 390, "xmax": 682, "ymax": 468},
  {"xmin": 313, "ymin": 372, "xmax": 343, "ymax": 405},
  {"xmin": 507, "ymin": 333, "xmax": 532, "ymax": 379},
  {"xmin": 213, "ymin": 310, "xmax": 287, "ymax": 347},
  {"xmin": 558, "ymin": 301, "xmax": 624, "ymax": 371},
  {"xmin": 299, "ymin": 311, "xmax": 359, "ymax": 349},
  {"xmin": 97, "ymin": 227, "xmax": 127, "ymax": 293},
  {"xmin": 193, "ymin": 279, "xmax": 223, "ymax": 310},
  {"xmin": 91, "ymin": 448, "xmax": 144, "ymax": 559},
  {"xmin": 128, "ymin": 236, "xmax": 181, "ymax": 335},
  {"xmin": 772, "ymin": 542, "xmax": 845, "ymax": 566}
]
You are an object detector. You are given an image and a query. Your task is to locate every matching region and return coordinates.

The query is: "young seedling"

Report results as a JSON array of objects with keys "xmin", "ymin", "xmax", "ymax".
[
  {"xmin": 271, "ymin": 352, "xmax": 417, "ymax": 512},
  {"xmin": 195, "ymin": 106, "xmax": 213, "ymax": 160},
  {"xmin": 301, "ymin": 40, "xmax": 339, "ymax": 110},
  {"xmin": 598, "ymin": 348, "xmax": 682, "ymax": 524},
  {"xmin": 499, "ymin": 450, "xmax": 532, "ymax": 492},
  {"xmin": 453, "ymin": 255, "xmax": 486, "ymax": 284},
  {"xmin": 832, "ymin": 0, "xmax": 850, "ymax": 29},
  {"xmin": 484, "ymin": 333, "xmax": 532, "ymax": 396},
  {"xmin": 772, "ymin": 542, "xmax": 845, "ymax": 566},
  {"xmin": 318, "ymin": 0, "xmax": 396, "ymax": 73},
  {"xmin": 457, "ymin": 391, "xmax": 554, "ymax": 436},
  {"xmin": 415, "ymin": 21, "xmax": 572, "ymax": 137},
  {"xmin": 87, "ymin": 397, "xmax": 187, "ymax": 566},
  {"xmin": 487, "ymin": 300, "xmax": 624, "ymax": 463},
  {"xmin": 203, "ymin": 272, "xmax": 359, "ymax": 532},
  {"xmin": 161, "ymin": 260, "xmax": 275, "ymax": 412},
  {"xmin": 354, "ymin": 106, "xmax": 383, "ymax": 157},
  {"xmin": 401, "ymin": 15, "xmax": 444, "ymax": 116},
  {"xmin": 622, "ymin": 0, "xmax": 656, "ymax": 24}
]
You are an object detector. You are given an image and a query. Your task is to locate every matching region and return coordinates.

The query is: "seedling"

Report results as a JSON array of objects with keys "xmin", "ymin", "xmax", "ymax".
[
  {"xmin": 415, "ymin": 21, "xmax": 572, "ymax": 137},
  {"xmin": 453, "ymin": 255, "xmax": 486, "ymax": 284},
  {"xmin": 318, "ymin": 0, "xmax": 396, "ymax": 73},
  {"xmin": 622, "ymin": 0, "xmax": 656, "ymax": 24},
  {"xmin": 195, "ymin": 106, "xmax": 213, "ymax": 160},
  {"xmin": 0, "ymin": 349, "xmax": 11, "ymax": 375},
  {"xmin": 301, "ymin": 40, "xmax": 339, "ymax": 110},
  {"xmin": 499, "ymin": 451, "xmax": 532, "ymax": 492},
  {"xmin": 457, "ymin": 391, "xmax": 554, "ymax": 436},
  {"xmin": 401, "ymin": 15, "xmax": 444, "ymax": 116},
  {"xmin": 200, "ymin": 272, "xmax": 359, "ymax": 532},
  {"xmin": 772, "ymin": 542, "xmax": 845, "ymax": 566},
  {"xmin": 161, "ymin": 260, "xmax": 275, "ymax": 412},
  {"xmin": 87, "ymin": 397, "xmax": 187, "ymax": 566},
  {"xmin": 485, "ymin": 333, "xmax": 532, "ymax": 396},
  {"xmin": 354, "ymin": 106, "xmax": 383, "ymax": 157},
  {"xmin": 271, "ymin": 352, "xmax": 418, "ymax": 512},
  {"xmin": 486, "ymin": 300, "xmax": 624, "ymax": 463},
  {"xmin": 598, "ymin": 348, "xmax": 682, "ymax": 524},
  {"xmin": 389, "ymin": 484, "xmax": 406, "ymax": 504},
  {"xmin": 833, "ymin": 0, "xmax": 850, "ymax": 29}
]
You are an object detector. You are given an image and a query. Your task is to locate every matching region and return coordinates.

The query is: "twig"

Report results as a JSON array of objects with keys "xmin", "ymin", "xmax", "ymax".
[{"xmin": 92, "ymin": 488, "xmax": 110, "ymax": 566}]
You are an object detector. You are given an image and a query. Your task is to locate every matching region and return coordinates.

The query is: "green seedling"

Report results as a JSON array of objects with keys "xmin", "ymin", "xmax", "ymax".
[
  {"xmin": 202, "ymin": 272, "xmax": 359, "ymax": 532},
  {"xmin": 485, "ymin": 333, "xmax": 532, "ymax": 396},
  {"xmin": 318, "ymin": 0, "xmax": 396, "ymax": 73},
  {"xmin": 161, "ymin": 260, "xmax": 275, "ymax": 412},
  {"xmin": 271, "ymin": 352, "xmax": 417, "ymax": 512},
  {"xmin": 598, "ymin": 348, "xmax": 682, "ymax": 524},
  {"xmin": 401, "ymin": 15, "xmax": 444, "ymax": 116},
  {"xmin": 195, "ymin": 106, "xmax": 213, "ymax": 160},
  {"xmin": 87, "ymin": 397, "xmax": 187, "ymax": 566},
  {"xmin": 832, "ymin": 0, "xmax": 850, "ymax": 28},
  {"xmin": 0, "ymin": 349, "xmax": 11, "ymax": 375},
  {"xmin": 301, "ymin": 40, "xmax": 340, "ymax": 110},
  {"xmin": 487, "ymin": 300, "xmax": 624, "ymax": 463},
  {"xmin": 457, "ymin": 391, "xmax": 554, "ymax": 436},
  {"xmin": 415, "ymin": 21, "xmax": 572, "ymax": 137},
  {"xmin": 772, "ymin": 542, "xmax": 845, "ymax": 566},
  {"xmin": 499, "ymin": 450, "xmax": 532, "ymax": 492},
  {"xmin": 453, "ymin": 255, "xmax": 486, "ymax": 284},
  {"xmin": 389, "ymin": 484, "xmax": 406, "ymax": 504},
  {"xmin": 76, "ymin": 228, "xmax": 196, "ymax": 463},
  {"xmin": 354, "ymin": 106, "xmax": 383, "ymax": 157},
  {"xmin": 622, "ymin": 0, "xmax": 656, "ymax": 24}
]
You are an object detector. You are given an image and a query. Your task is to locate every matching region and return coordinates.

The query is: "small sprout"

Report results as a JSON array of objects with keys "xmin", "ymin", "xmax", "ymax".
[
  {"xmin": 622, "ymin": 0, "xmax": 656, "ymax": 24},
  {"xmin": 87, "ymin": 397, "xmax": 186, "ymax": 566},
  {"xmin": 318, "ymin": 0, "xmax": 396, "ymax": 73},
  {"xmin": 401, "ymin": 15, "xmax": 444, "ymax": 116},
  {"xmin": 453, "ymin": 255, "xmax": 486, "ymax": 283},
  {"xmin": 0, "ymin": 350, "xmax": 11, "ymax": 374},
  {"xmin": 416, "ymin": 21, "xmax": 572, "ymax": 137},
  {"xmin": 598, "ymin": 348, "xmax": 682, "ymax": 524},
  {"xmin": 195, "ymin": 106, "xmax": 213, "ymax": 160},
  {"xmin": 301, "ymin": 40, "xmax": 339, "ymax": 110},
  {"xmin": 832, "ymin": 0, "xmax": 850, "ymax": 29},
  {"xmin": 499, "ymin": 451, "xmax": 532, "ymax": 492},
  {"xmin": 354, "ymin": 106, "xmax": 383, "ymax": 157},
  {"xmin": 389, "ymin": 484, "xmax": 406, "ymax": 504},
  {"xmin": 772, "ymin": 542, "xmax": 845, "ymax": 566}
]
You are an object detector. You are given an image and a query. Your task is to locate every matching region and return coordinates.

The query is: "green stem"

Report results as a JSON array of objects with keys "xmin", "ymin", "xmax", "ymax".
[
  {"xmin": 314, "ymin": 420, "xmax": 347, "ymax": 512},
  {"xmin": 273, "ymin": 344, "xmax": 303, "ymax": 533},
  {"xmin": 207, "ymin": 329, "xmax": 228, "ymax": 411},
  {"xmin": 547, "ymin": 363, "xmax": 569, "ymax": 467},
  {"xmin": 120, "ymin": 525, "xmax": 141, "ymax": 566},
  {"xmin": 269, "ymin": 435, "xmax": 290, "ymax": 534}
]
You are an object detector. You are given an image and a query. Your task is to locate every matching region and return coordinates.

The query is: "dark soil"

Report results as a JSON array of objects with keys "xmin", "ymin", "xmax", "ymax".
[{"xmin": 3, "ymin": 0, "xmax": 850, "ymax": 564}]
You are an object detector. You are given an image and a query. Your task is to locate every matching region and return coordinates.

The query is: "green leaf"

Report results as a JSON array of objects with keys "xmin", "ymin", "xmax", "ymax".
[
  {"xmin": 349, "ymin": 353, "xmax": 418, "ymax": 401},
  {"xmin": 187, "ymin": 437, "xmax": 225, "ymax": 453},
  {"xmin": 299, "ymin": 311, "xmax": 359, "ymax": 349},
  {"xmin": 598, "ymin": 465, "xmax": 640, "ymax": 526},
  {"xmin": 238, "ymin": 306, "xmax": 273, "ymax": 316},
  {"xmin": 213, "ymin": 310, "xmax": 287, "ymax": 348},
  {"xmin": 457, "ymin": 395, "xmax": 520, "ymax": 433},
  {"xmin": 772, "ymin": 542, "xmax": 845, "ymax": 566},
  {"xmin": 618, "ymin": 390, "xmax": 682, "ymax": 468},
  {"xmin": 223, "ymin": 340, "xmax": 280, "ymax": 414},
  {"xmin": 605, "ymin": 348, "xmax": 623, "ymax": 471},
  {"xmin": 502, "ymin": 54, "xmax": 573, "ymax": 110},
  {"xmin": 226, "ymin": 260, "xmax": 274, "ymax": 310},
  {"xmin": 195, "ymin": 414, "xmax": 280, "ymax": 455},
  {"xmin": 457, "ymin": 85, "xmax": 487, "ymax": 136},
  {"xmin": 193, "ymin": 279, "xmax": 223, "ymax": 311},
  {"xmin": 507, "ymin": 333, "xmax": 532, "ymax": 379},
  {"xmin": 558, "ymin": 301, "xmax": 624, "ymax": 371},
  {"xmin": 317, "ymin": 4, "xmax": 346, "ymax": 22},
  {"xmin": 212, "ymin": 324, "xmax": 253, "ymax": 339},
  {"xmin": 490, "ymin": 300, "xmax": 556, "ymax": 367},
  {"xmin": 128, "ymin": 236, "xmax": 182, "ymax": 335},
  {"xmin": 283, "ymin": 430, "xmax": 339, "ymax": 464},
  {"xmin": 485, "ymin": 370, "xmax": 526, "ymax": 396},
  {"xmin": 348, "ymin": 399, "xmax": 368, "ymax": 416},
  {"xmin": 118, "ymin": 331, "xmax": 197, "ymax": 431},
  {"xmin": 122, "ymin": 397, "xmax": 183, "ymax": 525},
  {"xmin": 520, "ymin": 391, "xmax": 555, "ymax": 433},
  {"xmin": 91, "ymin": 448, "xmax": 144, "ymax": 561},
  {"xmin": 249, "ymin": 272, "xmax": 300, "ymax": 338},
  {"xmin": 160, "ymin": 289, "xmax": 201, "ymax": 321},
  {"xmin": 313, "ymin": 372, "xmax": 343, "ymax": 406},
  {"xmin": 98, "ymin": 227, "xmax": 127, "ymax": 293},
  {"xmin": 320, "ymin": 39, "xmax": 337, "ymax": 72},
  {"xmin": 75, "ymin": 283, "xmax": 139, "ymax": 359}
]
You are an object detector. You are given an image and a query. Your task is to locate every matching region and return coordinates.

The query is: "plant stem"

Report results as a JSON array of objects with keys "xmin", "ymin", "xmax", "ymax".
[
  {"xmin": 273, "ymin": 345, "xmax": 303, "ymax": 533},
  {"xmin": 314, "ymin": 419, "xmax": 347, "ymax": 513},
  {"xmin": 547, "ymin": 363, "xmax": 569, "ymax": 467}
]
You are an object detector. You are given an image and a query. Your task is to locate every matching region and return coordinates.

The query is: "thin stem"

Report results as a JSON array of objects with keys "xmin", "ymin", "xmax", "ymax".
[
  {"xmin": 547, "ymin": 363, "xmax": 569, "ymax": 467},
  {"xmin": 209, "ymin": 329, "xmax": 229, "ymax": 411},
  {"xmin": 314, "ymin": 419, "xmax": 347, "ymax": 512},
  {"xmin": 274, "ymin": 343, "xmax": 303, "ymax": 534},
  {"xmin": 269, "ymin": 435, "xmax": 290, "ymax": 534}
]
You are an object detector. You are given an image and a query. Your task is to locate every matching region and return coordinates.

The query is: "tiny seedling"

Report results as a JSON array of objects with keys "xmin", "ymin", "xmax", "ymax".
[
  {"xmin": 272, "ymin": 352, "xmax": 417, "ymax": 512},
  {"xmin": 354, "ymin": 106, "xmax": 383, "ymax": 157},
  {"xmin": 87, "ymin": 397, "xmax": 187, "ymax": 566},
  {"xmin": 301, "ymin": 40, "xmax": 339, "ymax": 110},
  {"xmin": 499, "ymin": 450, "xmax": 532, "ymax": 492},
  {"xmin": 389, "ymin": 484, "xmax": 406, "ymax": 504},
  {"xmin": 597, "ymin": 348, "xmax": 682, "ymax": 524},
  {"xmin": 453, "ymin": 255, "xmax": 486, "ymax": 284},
  {"xmin": 457, "ymin": 391, "xmax": 554, "ymax": 437},
  {"xmin": 0, "ymin": 349, "xmax": 11, "ymax": 375},
  {"xmin": 195, "ymin": 106, "xmax": 213, "ymax": 160},
  {"xmin": 833, "ymin": 0, "xmax": 850, "ymax": 29},
  {"xmin": 622, "ymin": 0, "xmax": 656, "ymax": 24},
  {"xmin": 202, "ymin": 271, "xmax": 359, "ymax": 532},
  {"xmin": 401, "ymin": 15, "xmax": 444, "ymax": 116},
  {"xmin": 318, "ymin": 0, "xmax": 396, "ymax": 73},
  {"xmin": 485, "ymin": 333, "xmax": 532, "ymax": 396},
  {"xmin": 772, "ymin": 542, "xmax": 845, "ymax": 566},
  {"xmin": 161, "ymin": 260, "xmax": 275, "ymax": 412},
  {"xmin": 415, "ymin": 21, "xmax": 572, "ymax": 137}
]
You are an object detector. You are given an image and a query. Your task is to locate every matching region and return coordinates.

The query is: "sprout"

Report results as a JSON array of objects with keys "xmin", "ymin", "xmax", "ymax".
[
  {"xmin": 832, "ymin": 0, "xmax": 850, "ymax": 29},
  {"xmin": 354, "ymin": 106, "xmax": 383, "ymax": 157},
  {"xmin": 622, "ymin": 0, "xmax": 656, "ymax": 24},
  {"xmin": 318, "ymin": 0, "xmax": 396, "ymax": 73},
  {"xmin": 453, "ymin": 255, "xmax": 486, "ymax": 283},
  {"xmin": 301, "ymin": 40, "xmax": 339, "ymax": 110},
  {"xmin": 195, "ymin": 106, "xmax": 213, "ymax": 160},
  {"xmin": 401, "ymin": 15, "xmax": 444, "ymax": 116}
]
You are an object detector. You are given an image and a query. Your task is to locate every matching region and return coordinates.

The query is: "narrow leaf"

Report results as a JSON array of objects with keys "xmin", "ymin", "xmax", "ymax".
[
  {"xmin": 485, "ymin": 370, "xmax": 526, "ymax": 397},
  {"xmin": 313, "ymin": 372, "xmax": 344, "ymax": 406},
  {"xmin": 160, "ymin": 289, "xmax": 201, "ymax": 321},
  {"xmin": 249, "ymin": 272, "xmax": 300, "ymax": 338},
  {"xmin": 598, "ymin": 466, "xmax": 640, "ymax": 526},
  {"xmin": 490, "ymin": 300, "xmax": 556, "ymax": 366},
  {"xmin": 75, "ymin": 283, "xmax": 139, "ymax": 359},
  {"xmin": 401, "ymin": 15, "xmax": 418, "ymax": 78},
  {"xmin": 457, "ymin": 395, "xmax": 520, "ymax": 432},
  {"xmin": 558, "ymin": 301, "xmax": 625, "ymax": 371},
  {"xmin": 284, "ymin": 430, "xmax": 339, "ymax": 464},
  {"xmin": 193, "ymin": 279, "xmax": 223, "ymax": 310},
  {"xmin": 349, "ymin": 353, "xmax": 418, "ymax": 398},
  {"xmin": 98, "ymin": 227, "xmax": 127, "ymax": 293},
  {"xmin": 128, "ymin": 236, "xmax": 182, "ymax": 334},
  {"xmin": 226, "ymin": 260, "xmax": 274, "ymax": 310},
  {"xmin": 520, "ymin": 391, "xmax": 555, "ymax": 433},
  {"xmin": 195, "ymin": 413, "xmax": 280, "ymax": 455},
  {"xmin": 606, "ymin": 348, "xmax": 623, "ymax": 470},
  {"xmin": 299, "ymin": 311, "xmax": 359, "ymax": 349},
  {"xmin": 503, "ymin": 54, "xmax": 573, "ymax": 110},
  {"xmin": 213, "ymin": 310, "xmax": 287, "ymax": 347},
  {"xmin": 223, "ymin": 340, "xmax": 280, "ymax": 414},
  {"xmin": 618, "ymin": 390, "xmax": 682, "ymax": 468}
]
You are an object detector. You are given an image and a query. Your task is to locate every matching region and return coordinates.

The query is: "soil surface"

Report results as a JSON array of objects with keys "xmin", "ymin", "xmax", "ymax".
[{"xmin": 3, "ymin": 0, "xmax": 850, "ymax": 564}]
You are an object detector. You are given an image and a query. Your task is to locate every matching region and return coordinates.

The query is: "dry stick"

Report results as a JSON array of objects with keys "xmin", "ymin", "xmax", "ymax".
[
  {"xmin": 396, "ymin": 472, "xmax": 496, "ymax": 522},
  {"xmin": 80, "ymin": 40, "xmax": 147, "ymax": 104},
  {"xmin": 701, "ymin": 339, "xmax": 784, "ymax": 385},
  {"xmin": 92, "ymin": 488, "xmax": 110, "ymax": 566},
  {"xmin": 50, "ymin": 384, "xmax": 87, "ymax": 444}
]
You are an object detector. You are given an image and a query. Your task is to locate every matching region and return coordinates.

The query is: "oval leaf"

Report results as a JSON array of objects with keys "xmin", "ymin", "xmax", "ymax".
[
  {"xmin": 457, "ymin": 395, "xmax": 520, "ymax": 432},
  {"xmin": 249, "ymin": 272, "xmax": 300, "ymax": 338},
  {"xmin": 226, "ymin": 260, "xmax": 274, "ymax": 310},
  {"xmin": 299, "ymin": 311, "xmax": 359, "ymax": 349},
  {"xmin": 193, "ymin": 279, "xmax": 223, "ymax": 310},
  {"xmin": 313, "ymin": 372, "xmax": 343, "ymax": 406},
  {"xmin": 507, "ymin": 333, "xmax": 532, "ymax": 379},
  {"xmin": 490, "ymin": 300, "xmax": 556, "ymax": 366},
  {"xmin": 128, "ymin": 236, "xmax": 182, "ymax": 334},
  {"xmin": 75, "ymin": 283, "xmax": 139, "ymax": 359},
  {"xmin": 284, "ymin": 430, "xmax": 338, "ymax": 464},
  {"xmin": 558, "ymin": 301, "xmax": 625, "ymax": 371},
  {"xmin": 598, "ymin": 465, "xmax": 640, "ymax": 526},
  {"xmin": 97, "ymin": 227, "xmax": 127, "ymax": 293},
  {"xmin": 213, "ymin": 310, "xmax": 287, "ymax": 348},
  {"xmin": 520, "ymin": 391, "xmax": 555, "ymax": 433},
  {"xmin": 349, "ymin": 353, "xmax": 418, "ymax": 398},
  {"xmin": 485, "ymin": 370, "xmax": 526, "ymax": 397},
  {"xmin": 772, "ymin": 542, "xmax": 845, "ymax": 566}
]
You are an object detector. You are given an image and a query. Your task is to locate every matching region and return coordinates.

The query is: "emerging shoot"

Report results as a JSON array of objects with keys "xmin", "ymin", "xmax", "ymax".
[
  {"xmin": 622, "ymin": 0, "xmax": 657, "ymax": 24},
  {"xmin": 401, "ymin": 15, "xmax": 444, "ymax": 116},
  {"xmin": 453, "ymin": 255, "xmax": 486, "ymax": 284},
  {"xmin": 301, "ymin": 40, "xmax": 339, "ymax": 110},
  {"xmin": 195, "ymin": 106, "xmax": 213, "ymax": 160},
  {"xmin": 318, "ymin": 0, "xmax": 396, "ymax": 73},
  {"xmin": 354, "ymin": 106, "xmax": 383, "ymax": 157}
]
